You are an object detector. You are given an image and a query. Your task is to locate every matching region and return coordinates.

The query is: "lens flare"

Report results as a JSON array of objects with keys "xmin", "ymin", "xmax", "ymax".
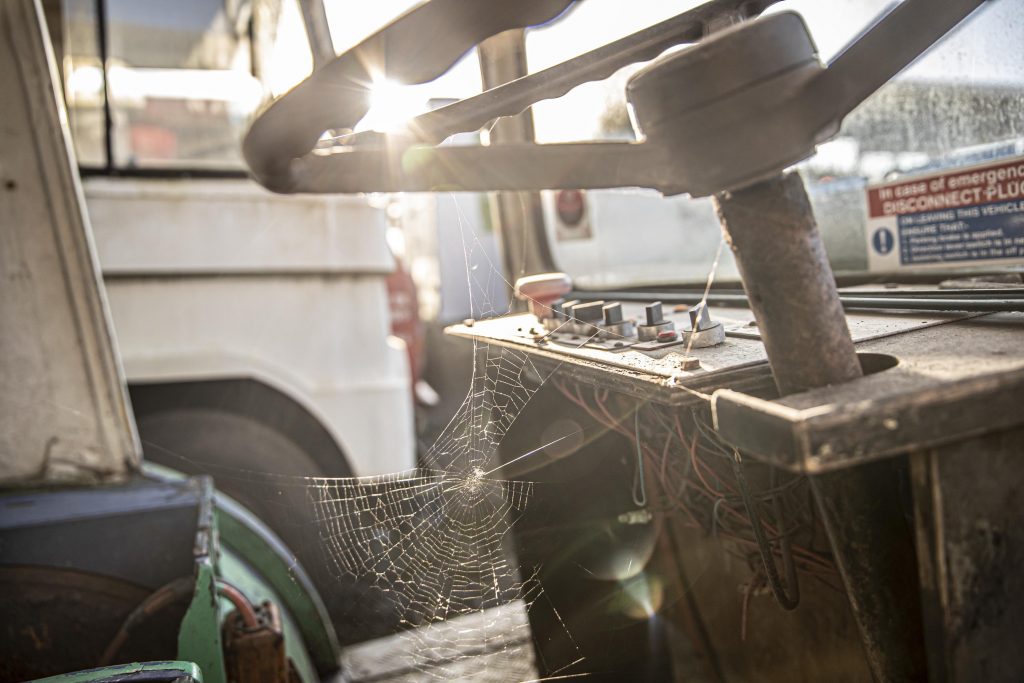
[{"xmin": 358, "ymin": 78, "xmax": 425, "ymax": 133}]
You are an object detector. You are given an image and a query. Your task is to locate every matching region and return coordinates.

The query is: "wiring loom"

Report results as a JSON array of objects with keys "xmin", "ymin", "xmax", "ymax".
[{"xmin": 553, "ymin": 379, "xmax": 843, "ymax": 633}]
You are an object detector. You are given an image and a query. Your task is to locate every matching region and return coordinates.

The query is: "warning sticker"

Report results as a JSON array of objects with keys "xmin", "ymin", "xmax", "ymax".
[{"xmin": 865, "ymin": 154, "xmax": 1024, "ymax": 271}]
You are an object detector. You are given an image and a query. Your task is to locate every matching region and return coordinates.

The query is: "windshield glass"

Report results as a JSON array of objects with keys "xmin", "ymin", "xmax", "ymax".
[{"xmin": 526, "ymin": 0, "xmax": 1024, "ymax": 287}]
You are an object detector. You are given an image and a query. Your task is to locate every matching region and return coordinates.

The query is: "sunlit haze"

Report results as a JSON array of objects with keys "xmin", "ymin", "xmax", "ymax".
[{"xmin": 358, "ymin": 78, "xmax": 430, "ymax": 133}]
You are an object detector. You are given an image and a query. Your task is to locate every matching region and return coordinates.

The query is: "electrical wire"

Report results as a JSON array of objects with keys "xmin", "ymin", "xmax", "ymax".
[
  {"xmin": 632, "ymin": 407, "xmax": 648, "ymax": 508},
  {"xmin": 98, "ymin": 578, "xmax": 261, "ymax": 668},
  {"xmin": 217, "ymin": 580, "xmax": 261, "ymax": 628},
  {"xmin": 99, "ymin": 576, "xmax": 195, "ymax": 666},
  {"xmin": 730, "ymin": 450, "xmax": 800, "ymax": 610},
  {"xmin": 554, "ymin": 379, "xmax": 839, "ymax": 589}
]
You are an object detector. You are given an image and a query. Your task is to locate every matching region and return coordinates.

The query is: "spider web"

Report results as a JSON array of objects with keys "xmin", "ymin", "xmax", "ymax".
[{"xmin": 299, "ymin": 194, "xmax": 583, "ymax": 681}]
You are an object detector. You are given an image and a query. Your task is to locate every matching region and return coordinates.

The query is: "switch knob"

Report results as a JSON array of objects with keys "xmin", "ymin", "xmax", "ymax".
[
  {"xmin": 514, "ymin": 272, "xmax": 572, "ymax": 320},
  {"xmin": 637, "ymin": 301, "xmax": 675, "ymax": 341},
  {"xmin": 547, "ymin": 299, "xmax": 581, "ymax": 332},
  {"xmin": 682, "ymin": 301, "xmax": 726, "ymax": 347},
  {"xmin": 572, "ymin": 300, "xmax": 605, "ymax": 322},
  {"xmin": 602, "ymin": 302, "xmax": 624, "ymax": 325},
  {"xmin": 602, "ymin": 302, "xmax": 636, "ymax": 339},
  {"xmin": 644, "ymin": 302, "xmax": 666, "ymax": 326},
  {"xmin": 688, "ymin": 301, "xmax": 712, "ymax": 331}
]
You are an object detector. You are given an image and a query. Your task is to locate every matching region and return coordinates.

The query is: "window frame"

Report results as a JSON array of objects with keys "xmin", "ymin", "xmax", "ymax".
[{"xmin": 71, "ymin": 0, "xmax": 292, "ymax": 179}]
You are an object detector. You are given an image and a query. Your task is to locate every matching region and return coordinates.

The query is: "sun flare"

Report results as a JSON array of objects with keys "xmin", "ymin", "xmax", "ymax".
[{"xmin": 357, "ymin": 78, "xmax": 426, "ymax": 133}]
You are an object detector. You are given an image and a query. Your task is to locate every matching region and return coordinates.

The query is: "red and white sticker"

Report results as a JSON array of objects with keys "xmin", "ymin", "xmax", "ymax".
[{"xmin": 865, "ymin": 155, "xmax": 1024, "ymax": 272}]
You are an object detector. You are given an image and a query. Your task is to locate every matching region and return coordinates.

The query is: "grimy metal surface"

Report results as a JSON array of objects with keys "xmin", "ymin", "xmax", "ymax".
[
  {"xmin": 710, "ymin": 311, "xmax": 1024, "ymax": 683},
  {"xmin": 0, "ymin": 0, "xmax": 139, "ymax": 484},
  {"xmin": 911, "ymin": 426, "xmax": 1024, "ymax": 682},
  {"xmin": 448, "ymin": 308, "xmax": 971, "ymax": 391},
  {"xmin": 712, "ymin": 316, "xmax": 1024, "ymax": 473},
  {"xmin": 722, "ymin": 334, "xmax": 1024, "ymax": 681},
  {"xmin": 808, "ymin": 465, "xmax": 927, "ymax": 682}
]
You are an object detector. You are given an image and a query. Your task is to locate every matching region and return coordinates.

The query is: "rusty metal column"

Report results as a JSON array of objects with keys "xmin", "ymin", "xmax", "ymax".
[
  {"xmin": 714, "ymin": 172, "xmax": 861, "ymax": 394},
  {"xmin": 714, "ymin": 171, "xmax": 926, "ymax": 680},
  {"xmin": 478, "ymin": 30, "xmax": 556, "ymax": 300}
]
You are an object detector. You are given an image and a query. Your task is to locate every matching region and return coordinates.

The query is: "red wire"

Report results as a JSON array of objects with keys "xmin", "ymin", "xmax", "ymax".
[
  {"xmin": 217, "ymin": 581, "xmax": 260, "ymax": 628},
  {"xmin": 553, "ymin": 380, "xmax": 842, "ymax": 574}
]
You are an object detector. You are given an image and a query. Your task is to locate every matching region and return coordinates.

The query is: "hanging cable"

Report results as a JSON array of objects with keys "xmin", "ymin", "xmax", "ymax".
[
  {"xmin": 217, "ymin": 580, "xmax": 261, "ymax": 628},
  {"xmin": 730, "ymin": 449, "xmax": 800, "ymax": 610},
  {"xmin": 99, "ymin": 576, "xmax": 195, "ymax": 666},
  {"xmin": 632, "ymin": 406, "xmax": 648, "ymax": 508},
  {"xmin": 729, "ymin": 450, "xmax": 798, "ymax": 610}
]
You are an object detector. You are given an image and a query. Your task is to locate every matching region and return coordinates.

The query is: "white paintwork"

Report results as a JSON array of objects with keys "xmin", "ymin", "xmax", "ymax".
[
  {"xmin": 543, "ymin": 188, "xmax": 741, "ymax": 289},
  {"xmin": 84, "ymin": 177, "xmax": 416, "ymax": 477},
  {"xmin": 86, "ymin": 178, "xmax": 394, "ymax": 275}
]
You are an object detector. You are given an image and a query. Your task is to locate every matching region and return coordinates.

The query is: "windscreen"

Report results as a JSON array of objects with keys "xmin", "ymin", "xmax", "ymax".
[{"xmin": 526, "ymin": 0, "xmax": 1024, "ymax": 287}]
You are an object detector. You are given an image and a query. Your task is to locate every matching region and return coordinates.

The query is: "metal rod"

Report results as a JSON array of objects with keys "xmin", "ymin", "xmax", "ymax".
[
  {"xmin": 567, "ymin": 290, "xmax": 1024, "ymax": 313},
  {"xmin": 96, "ymin": 0, "xmax": 114, "ymax": 171},
  {"xmin": 297, "ymin": 0, "xmax": 335, "ymax": 70},
  {"xmin": 714, "ymin": 171, "xmax": 927, "ymax": 680},
  {"xmin": 407, "ymin": 0, "xmax": 778, "ymax": 144},
  {"xmin": 478, "ymin": 29, "xmax": 557, "ymax": 289}
]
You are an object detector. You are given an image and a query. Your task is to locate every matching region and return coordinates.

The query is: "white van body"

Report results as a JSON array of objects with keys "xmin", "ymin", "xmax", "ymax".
[{"xmin": 85, "ymin": 176, "xmax": 415, "ymax": 477}]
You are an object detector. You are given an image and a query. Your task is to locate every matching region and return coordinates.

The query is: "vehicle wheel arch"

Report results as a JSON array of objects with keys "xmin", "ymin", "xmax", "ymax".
[{"xmin": 128, "ymin": 375, "xmax": 354, "ymax": 480}]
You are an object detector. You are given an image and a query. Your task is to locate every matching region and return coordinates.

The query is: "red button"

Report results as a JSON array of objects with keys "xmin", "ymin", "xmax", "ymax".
[{"xmin": 657, "ymin": 330, "xmax": 677, "ymax": 342}]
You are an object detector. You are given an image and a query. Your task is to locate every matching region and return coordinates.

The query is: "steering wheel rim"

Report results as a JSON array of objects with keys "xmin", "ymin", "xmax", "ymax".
[{"xmin": 243, "ymin": 0, "xmax": 576, "ymax": 192}]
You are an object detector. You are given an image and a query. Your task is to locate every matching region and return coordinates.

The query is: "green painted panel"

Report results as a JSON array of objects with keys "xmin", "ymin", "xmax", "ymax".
[
  {"xmin": 29, "ymin": 662, "xmax": 202, "ymax": 683},
  {"xmin": 178, "ymin": 558, "xmax": 227, "ymax": 683},
  {"xmin": 216, "ymin": 496, "xmax": 340, "ymax": 674}
]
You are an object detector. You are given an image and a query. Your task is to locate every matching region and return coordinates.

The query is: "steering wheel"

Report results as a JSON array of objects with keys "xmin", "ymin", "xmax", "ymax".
[{"xmin": 243, "ymin": 0, "xmax": 987, "ymax": 197}]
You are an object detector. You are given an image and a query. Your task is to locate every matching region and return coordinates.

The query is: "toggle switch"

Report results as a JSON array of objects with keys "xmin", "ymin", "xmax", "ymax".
[
  {"xmin": 637, "ymin": 301, "xmax": 676, "ymax": 341},
  {"xmin": 570, "ymin": 300, "xmax": 605, "ymax": 336},
  {"xmin": 572, "ymin": 300, "xmax": 605, "ymax": 322},
  {"xmin": 603, "ymin": 302, "xmax": 625, "ymax": 325},
  {"xmin": 601, "ymin": 302, "xmax": 636, "ymax": 339},
  {"xmin": 682, "ymin": 301, "xmax": 725, "ymax": 347}
]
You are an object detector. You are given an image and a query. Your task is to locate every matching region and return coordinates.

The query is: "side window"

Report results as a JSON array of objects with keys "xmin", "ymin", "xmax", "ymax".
[
  {"xmin": 103, "ymin": 0, "xmax": 258, "ymax": 169},
  {"xmin": 58, "ymin": 0, "xmax": 313, "ymax": 172}
]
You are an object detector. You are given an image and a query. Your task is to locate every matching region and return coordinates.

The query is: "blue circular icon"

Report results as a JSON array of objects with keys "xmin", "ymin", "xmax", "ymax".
[{"xmin": 872, "ymin": 227, "xmax": 895, "ymax": 255}]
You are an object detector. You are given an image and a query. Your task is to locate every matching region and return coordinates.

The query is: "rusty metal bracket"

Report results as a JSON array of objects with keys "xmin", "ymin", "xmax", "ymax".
[{"xmin": 712, "ymin": 343, "xmax": 1024, "ymax": 474}]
